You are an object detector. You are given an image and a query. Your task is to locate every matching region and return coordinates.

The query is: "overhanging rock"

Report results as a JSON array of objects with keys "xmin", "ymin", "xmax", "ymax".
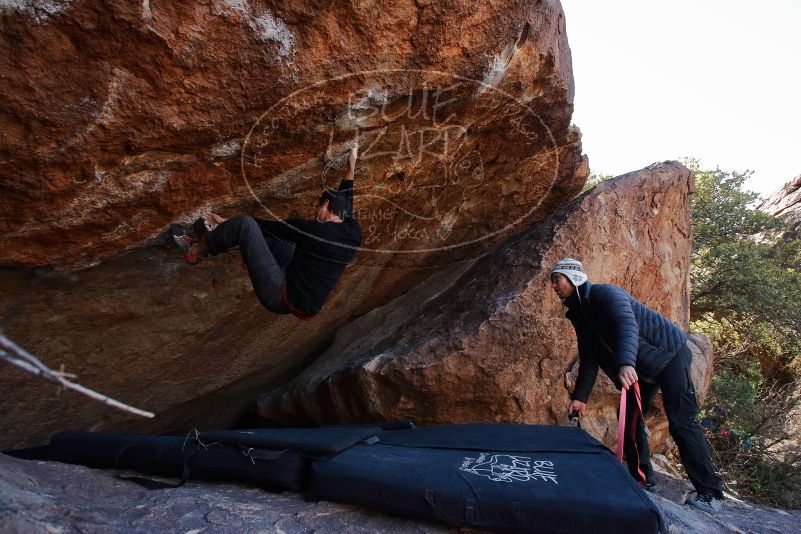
[{"xmin": 0, "ymin": 0, "xmax": 585, "ymax": 449}]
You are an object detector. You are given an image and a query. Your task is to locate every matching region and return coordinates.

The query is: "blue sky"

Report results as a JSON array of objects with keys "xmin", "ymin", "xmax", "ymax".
[{"xmin": 561, "ymin": 1, "xmax": 801, "ymax": 197}]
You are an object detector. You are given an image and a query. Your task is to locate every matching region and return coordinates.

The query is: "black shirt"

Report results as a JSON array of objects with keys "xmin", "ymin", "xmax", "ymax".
[{"xmin": 257, "ymin": 179, "xmax": 362, "ymax": 316}]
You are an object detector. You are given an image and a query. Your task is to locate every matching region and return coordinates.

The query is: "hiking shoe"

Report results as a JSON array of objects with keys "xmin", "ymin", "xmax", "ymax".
[
  {"xmin": 642, "ymin": 480, "xmax": 658, "ymax": 494},
  {"xmin": 686, "ymin": 492, "xmax": 722, "ymax": 514}
]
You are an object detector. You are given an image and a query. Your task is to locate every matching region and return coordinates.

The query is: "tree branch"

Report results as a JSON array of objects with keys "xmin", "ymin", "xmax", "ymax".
[{"xmin": 0, "ymin": 334, "xmax": 154, "ymax": 419}]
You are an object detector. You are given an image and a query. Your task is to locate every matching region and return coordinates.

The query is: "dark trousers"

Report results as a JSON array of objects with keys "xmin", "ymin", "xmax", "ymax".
[
  {"xmin": 205, "ymin": 215, "xmax": 294, "ymax": 314},
  {"xmin": 624, "ymin": 344, "xmax": 724, "ymax": 498}
]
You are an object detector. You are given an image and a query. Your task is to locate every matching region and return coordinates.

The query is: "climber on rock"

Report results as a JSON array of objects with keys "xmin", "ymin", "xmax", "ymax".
[
  {"xmin": 550, "ymin": 258, "xmax": 725, "ymax": 514},
  {"xmin": 172, "ymin": 143, "xmax": 362, "ymax": 320}
]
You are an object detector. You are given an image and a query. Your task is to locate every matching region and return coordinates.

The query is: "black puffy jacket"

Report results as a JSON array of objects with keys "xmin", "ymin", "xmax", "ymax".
[{"xmin": 566, "ymin": 282, "xmax": 687, "ymax": 402}]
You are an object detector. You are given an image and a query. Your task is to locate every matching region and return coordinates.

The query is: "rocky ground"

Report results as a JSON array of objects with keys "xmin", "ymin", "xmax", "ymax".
[{"xmin": 2, "ymin": 453, "xmax": 798, "ymax": 534}]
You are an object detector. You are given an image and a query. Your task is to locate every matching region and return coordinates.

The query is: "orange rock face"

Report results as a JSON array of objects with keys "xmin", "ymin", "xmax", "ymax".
[
  {"xmin": 0, "ymin": 1, "xmax": 585, "ymax": 448},
  {"xmin": 0, "ymin": 0, "xmax": 583, "ymax": 270},
  {"xmin": 259, "ymin": 162, "xmax": 714, "ymax": 453}
]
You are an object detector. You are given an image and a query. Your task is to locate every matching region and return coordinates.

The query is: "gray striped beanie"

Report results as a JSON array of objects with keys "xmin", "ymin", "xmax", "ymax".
[{"xmin": 551, "ymin": 258, "xmax": 588, "ymax": 287}]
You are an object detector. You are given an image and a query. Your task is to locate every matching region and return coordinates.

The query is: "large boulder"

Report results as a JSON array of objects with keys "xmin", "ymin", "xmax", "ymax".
[
  {"xmin": 0, "ymin": 0, "xmax": 585, "ymax": 449},
  {"xmin": 259, "ymin": 161, "xmax": 714, "ymax": 453}
]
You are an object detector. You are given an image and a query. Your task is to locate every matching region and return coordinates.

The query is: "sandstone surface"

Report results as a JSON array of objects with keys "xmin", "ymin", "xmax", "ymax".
[
  {"xmin": 259, "ymin": 161, "xmax": 711, "ymax": 453},
  {"xmin": 760, "ymin": 174, "xmax": 801, "ymax": 220},
  {"xmin": 0, "ymin": 0, "xmax": 584, "ymax": 270},
  {"xmin": 0, "ymin": 0, "xmax": 585, "ymax": 449},
  {"xmin": 760, "ymin": 174, "xmax": 801, "ymax": 239}
]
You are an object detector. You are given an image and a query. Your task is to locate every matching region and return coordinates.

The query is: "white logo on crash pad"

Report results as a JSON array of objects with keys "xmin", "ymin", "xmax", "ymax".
[{"xmin": 459, "ymin": 453, "xmax": 558, "ymax": 484}]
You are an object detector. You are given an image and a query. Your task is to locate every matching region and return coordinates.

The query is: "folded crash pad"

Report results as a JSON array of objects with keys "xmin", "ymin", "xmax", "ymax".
[
  {"xmin": 11, "ymin": 425, "xmax": 384, "ymax": 491},
  {"xmin": 199, "ymin": 425, "xmax": 382, "ymax": 456},
  {"xmin": 308, "ymin": 423, "xmax": 664, "ymax": 534}
]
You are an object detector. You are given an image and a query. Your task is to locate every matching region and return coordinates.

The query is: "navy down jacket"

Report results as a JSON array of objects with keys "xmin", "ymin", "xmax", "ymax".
[{"xmin": 565, "ymin": 282, "xmax": 688, "ymax": 402}]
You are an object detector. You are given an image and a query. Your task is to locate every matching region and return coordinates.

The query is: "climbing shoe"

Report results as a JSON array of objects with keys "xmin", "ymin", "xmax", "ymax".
[
  {"xmin": 169, "ymin": 225, "xmax": 202, "ymax": 265},
  {"xmin": 686, "ymin": 492, "xmax": 722, "ymax": 514}
]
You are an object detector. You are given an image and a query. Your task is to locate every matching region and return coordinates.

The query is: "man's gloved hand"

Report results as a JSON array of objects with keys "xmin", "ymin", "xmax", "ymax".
[{"xmin": 618, "ymin": 365, "xmax": 638, "ymax": 390}]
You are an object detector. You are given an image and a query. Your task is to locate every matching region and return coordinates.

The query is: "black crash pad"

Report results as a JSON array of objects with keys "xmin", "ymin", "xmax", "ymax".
[
  {"xmin": 8, "ymin": 425, "xmax": 386, "ymax": 491},
  {"xmin": 309, "ymin": 423, "xmax": 664, "ymax": 534}
]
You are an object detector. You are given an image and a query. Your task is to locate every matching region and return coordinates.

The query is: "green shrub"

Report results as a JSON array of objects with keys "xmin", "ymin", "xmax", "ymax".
[
  {"xmin": 688, "ymin": 158, "xmax": 801, "ymax": 508},
  {"xmin": 700, "ymin": 373, "xmax": 801, "ymax": 507}
]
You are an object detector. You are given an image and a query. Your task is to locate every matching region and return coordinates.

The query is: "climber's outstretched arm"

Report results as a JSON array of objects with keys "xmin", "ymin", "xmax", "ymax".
[{"xmin": 345, "ymin": 142, "xmax": 358, "ymax": 182}]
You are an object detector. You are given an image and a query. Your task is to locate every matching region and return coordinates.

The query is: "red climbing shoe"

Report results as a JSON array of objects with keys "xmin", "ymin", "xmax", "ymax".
[{"xmin": 169, "ymin": 225, "xmax": 202, "ymax": 265}]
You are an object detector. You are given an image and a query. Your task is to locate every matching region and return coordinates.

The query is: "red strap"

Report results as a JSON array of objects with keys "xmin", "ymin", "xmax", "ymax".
[
  {"xmin": 617, "ymin": 382, "xmax": 647, "ymax": 484},
  {"xmin": 281, "ymin": 284, "xmax": 314, "ymax": 321}
]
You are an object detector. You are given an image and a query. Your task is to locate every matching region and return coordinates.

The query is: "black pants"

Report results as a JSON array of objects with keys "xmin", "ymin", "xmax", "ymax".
[
  {"xmin": 624, "ymin": 343, "xmax": 724, "ymax": 498},
  {"xmin": 205, "ymin": 215, "xmax": 294, "ymax": 314}
]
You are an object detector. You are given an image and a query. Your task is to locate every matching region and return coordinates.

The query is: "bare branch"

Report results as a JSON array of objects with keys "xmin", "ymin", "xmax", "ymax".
[
  {"xmin": 0, "ymin": 332, "xmax": 54, "ymax": 374},
  {"xmin": 0, "ymin": 334, "xmax": 154, "ymax": 419}
]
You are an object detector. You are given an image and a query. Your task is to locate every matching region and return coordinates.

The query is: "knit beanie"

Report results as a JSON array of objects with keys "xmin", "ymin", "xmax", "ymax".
[{"xmin": 551, "ymin": 258, "xmax": 588, "ymax": 287}]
